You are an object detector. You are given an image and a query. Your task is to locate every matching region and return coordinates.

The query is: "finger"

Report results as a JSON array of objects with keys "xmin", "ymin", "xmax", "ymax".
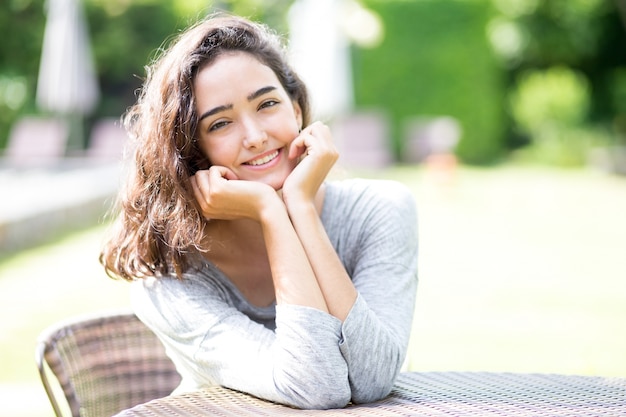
[
  {"xmin": 308, "ymin": 122, "xmax": 333, "ymax": 144},
  {"xmin": 191, "ymin": 170, "xmax": 210, "ymax": 195},
  {"xmin": 189, "ymin": 173, "xmax": 210, "ymax": 212},
  {"xmin": 209, "ymin": 165, "xmax": 239, "ymax": 181},
  {"xmin": 289, "ymin": 130, "xmax": 313, "ymax": 159},
  {"xmin": 289, "ymin": 139, "xmax": 306, "ymax": 160}
]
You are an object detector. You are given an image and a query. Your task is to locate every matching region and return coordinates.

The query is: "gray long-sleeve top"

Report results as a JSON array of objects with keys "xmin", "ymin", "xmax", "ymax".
[{"xmin": 131, "ymin": 178, "xmax": 419, "ymax": 409}]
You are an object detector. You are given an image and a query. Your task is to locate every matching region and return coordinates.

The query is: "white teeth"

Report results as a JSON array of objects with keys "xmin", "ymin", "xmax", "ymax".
[{"xmin": 247, "ymin": 150, "xmax": 279, "ymax": 166}]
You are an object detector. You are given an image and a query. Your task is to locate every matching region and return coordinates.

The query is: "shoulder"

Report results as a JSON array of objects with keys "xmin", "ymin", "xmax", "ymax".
[
  {"xmin": 321, "ymin": 178, "xmax": 417, "ymax": 249},
  {"xmin": 326, "ymin": 177, "xmax": 413, "ymax": 199},
  {"xmin": 130, "ymin": 263, "xmax": 233, "ymax": 308}
]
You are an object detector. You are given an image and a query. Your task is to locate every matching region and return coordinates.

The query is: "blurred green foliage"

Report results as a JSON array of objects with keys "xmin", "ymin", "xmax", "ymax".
[
  {"xmin": 354, "ymin": 0, "xmax": 505, "ymax": 164},
  {"xmin": 86, "ymin": 1, "xmax": 188, "ymax": 118},
  {"xmin": 492, "ymin": 0, "xmax": 626, "ymax": 166},
  {"xmin": 0, "ymin": 0, "xmax": 45, "ymax": 149},
  {"xmin": 510, "ymin": 67, "xmax": 590, "ymax": 132},
  {"xmin": 0, "ymin": 0, "xmax": 185, "ymax": 148},
  {"xmin": 509, "ymin": 66, "xmax": 600, "ymax": 166}
]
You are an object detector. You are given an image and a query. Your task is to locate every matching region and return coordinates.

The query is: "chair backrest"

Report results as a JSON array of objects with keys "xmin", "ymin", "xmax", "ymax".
[
  {"xmin": 4, "ymin": 116, "xmax": 69, "ymax": 167},
  {"xmin": 36, "ymin": 310, "xmax": 182, "ymax": 417}
]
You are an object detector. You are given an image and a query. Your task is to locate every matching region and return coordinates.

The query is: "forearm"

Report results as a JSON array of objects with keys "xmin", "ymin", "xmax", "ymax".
[
  {"xmin": 285, "ymin": 200, "xmax": 357, "ymax": 321},
  {"xmin": 339, "ymin": 293, "xmax": 411, "ymax": 403},
  {"xmin": 259, "ymin": 199, "xmax": 329, "ymax": 313}
]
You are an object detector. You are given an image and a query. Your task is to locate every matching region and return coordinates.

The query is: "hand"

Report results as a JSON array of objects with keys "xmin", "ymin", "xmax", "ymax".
[
  {"xmin": 190, "ymin": 165, "xmax": 278, "ymax": 222},
  {"xmin": 283, "ymin": 121, "xmax": 338, "ymax": 206}
]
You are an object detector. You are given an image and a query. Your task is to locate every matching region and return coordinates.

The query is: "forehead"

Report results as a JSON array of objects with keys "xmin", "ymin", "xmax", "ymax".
[{"xmin": 194, "ymin": 51, "xmax": 281, "ymax": 96}]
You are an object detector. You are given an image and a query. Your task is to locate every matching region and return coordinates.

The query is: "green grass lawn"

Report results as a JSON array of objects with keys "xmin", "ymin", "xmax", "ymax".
[
  {"xmin": 0, "ymin": 224, "xmax": 131, "ymax": 417},
  {"xmin": 1, "ymin": 163, "xmax": 625, "ymax": 417}
]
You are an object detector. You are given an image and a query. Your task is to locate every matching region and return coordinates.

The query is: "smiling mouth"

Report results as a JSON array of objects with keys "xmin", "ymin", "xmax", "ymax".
[{"xmin": 245, "ymin": 150, "xmax": 280, "ymax": 166}]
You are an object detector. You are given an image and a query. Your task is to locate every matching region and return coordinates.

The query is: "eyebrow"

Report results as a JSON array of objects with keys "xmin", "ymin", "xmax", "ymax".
[
  {"xmin": 248, "ymin": 85, "xmax": 277, "ymax": 101},
  {"xmin": 198, "ymin": 86, "xmax": 278, "ymax": 122},
  {"xmin": 198, "ymin": 104, "xmax": 232, "ymax": 121}
]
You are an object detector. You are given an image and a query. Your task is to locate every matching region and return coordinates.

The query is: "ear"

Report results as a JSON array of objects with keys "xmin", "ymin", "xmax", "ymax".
[{"xmin": 292, "ymin": 100, "xmax": 303, "ymax": 130}]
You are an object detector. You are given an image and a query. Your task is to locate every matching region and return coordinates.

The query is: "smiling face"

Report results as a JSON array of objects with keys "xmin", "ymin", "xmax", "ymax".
[{"xmin": 194, "ymin": 51, "xmax": 303, "ymax": 190}]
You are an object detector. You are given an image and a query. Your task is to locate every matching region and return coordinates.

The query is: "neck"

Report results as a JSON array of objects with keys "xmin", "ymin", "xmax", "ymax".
[{"xmin": 205, "ymin": 217, "xmax": 263, "ymax": 243}]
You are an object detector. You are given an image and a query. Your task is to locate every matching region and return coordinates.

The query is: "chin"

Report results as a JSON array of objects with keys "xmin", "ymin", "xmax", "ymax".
[
  {"xmin": 264, "ymin": 167, "xmax": 293, "ymax": 191},
  {"xmin": 268, "ymin": 179, "xmax": 286, "ymax": 191}
]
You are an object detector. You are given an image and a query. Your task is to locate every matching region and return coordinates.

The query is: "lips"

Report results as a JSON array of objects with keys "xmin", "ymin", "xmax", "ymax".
[{"xmin": 245, "ymin": 149, "xmax": 279, "ymax": 166}]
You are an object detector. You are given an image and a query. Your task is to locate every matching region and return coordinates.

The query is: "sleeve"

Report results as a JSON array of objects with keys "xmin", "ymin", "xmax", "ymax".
[
  {"xmin": 130, "ymin": 275, "xmax": 351, "ymax": 409},
  {"xmin": 337, "ymin": 180, "xmax": 419, "ymax": 403}
]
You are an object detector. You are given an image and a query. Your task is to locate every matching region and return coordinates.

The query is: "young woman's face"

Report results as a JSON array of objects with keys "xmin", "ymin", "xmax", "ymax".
[{"xmin": 194, "ymin": 51, "xmax": 303, "ymax": 190}]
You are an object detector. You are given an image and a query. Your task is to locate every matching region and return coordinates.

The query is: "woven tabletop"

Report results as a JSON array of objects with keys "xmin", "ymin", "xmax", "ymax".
[{"xmin": 113, "ymin": 371, "xmax": 626, "ymax": 416}]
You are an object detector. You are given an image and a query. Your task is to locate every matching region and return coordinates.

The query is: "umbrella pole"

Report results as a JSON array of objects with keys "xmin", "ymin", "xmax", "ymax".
[{"xmin": 65, "ymin": 112, "xmax": 85, "ymax": 156}]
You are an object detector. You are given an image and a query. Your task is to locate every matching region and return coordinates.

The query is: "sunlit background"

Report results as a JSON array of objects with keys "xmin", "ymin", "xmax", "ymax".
[{"xmin": 1, "ymin": 1, "xmax": 625, "ymax": 416}]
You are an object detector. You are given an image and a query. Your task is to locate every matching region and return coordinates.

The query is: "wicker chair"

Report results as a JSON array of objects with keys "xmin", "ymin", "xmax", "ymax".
[{"xmin": 36, "ymin": 310, "xmax": 182, "ymax": 417}]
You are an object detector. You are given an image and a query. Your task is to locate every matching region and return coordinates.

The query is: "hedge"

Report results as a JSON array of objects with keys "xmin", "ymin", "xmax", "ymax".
[{"xmin": 354, "ymin": 0, "xmax": 506, "ymax": 164}]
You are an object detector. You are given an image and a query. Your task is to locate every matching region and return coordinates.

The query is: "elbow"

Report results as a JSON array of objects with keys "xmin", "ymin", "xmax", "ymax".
[
  {"xmin": 274, "ymin": 369, "xmax": 352, "ymax": 410},
  {"xmin": 289, "ymin": 386, "xmax": 352, "ymax": 410},
  {"xmin": 349, "ymin": 355, "xmax": 403, "ymax": 404},
  {"xmin": 351, "ymin": 383, "xmax": 393, "ymax": 405}
]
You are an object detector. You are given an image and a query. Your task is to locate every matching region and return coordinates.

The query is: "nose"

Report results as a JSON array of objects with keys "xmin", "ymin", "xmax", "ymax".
[{"xmin": 242, "ymin": 117, "xmax": 268, "ymax": 149}]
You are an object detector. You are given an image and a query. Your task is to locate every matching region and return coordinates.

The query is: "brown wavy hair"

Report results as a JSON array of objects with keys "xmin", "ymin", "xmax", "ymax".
[{"xmin": 100, "ymin": 14, "xmax": 311, "ymax": 281}]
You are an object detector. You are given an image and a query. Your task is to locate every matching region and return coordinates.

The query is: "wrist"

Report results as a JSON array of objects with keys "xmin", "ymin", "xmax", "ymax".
[
  {"xmin": 284, "ymin": 184, "xmax": 326, "ymax": 218},
  {"xmin": 257, "ymin": 192, "xmax": 289, "ymax": 225},
  {"xmin": 284, "ymin": 198, "xmax": 318, "ymax": 224}
]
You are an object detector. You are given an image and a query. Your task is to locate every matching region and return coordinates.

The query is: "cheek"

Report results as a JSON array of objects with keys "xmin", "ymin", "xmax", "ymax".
[
  {"xmin": 275, "ymin": 116, "xmax": 300, "ymax": 144},
  {"xmin": 198, "ymin": 140, "xmax": 222, "ymax": 165},
  {"xmin": 284, "ymin": 130, "xmax": 299, "ymax": 146}
]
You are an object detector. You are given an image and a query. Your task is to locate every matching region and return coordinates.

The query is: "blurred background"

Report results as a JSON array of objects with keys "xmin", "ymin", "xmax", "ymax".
[{"xmin": 1, "ymin": 0, "xmax": 625, "ymax": 416}]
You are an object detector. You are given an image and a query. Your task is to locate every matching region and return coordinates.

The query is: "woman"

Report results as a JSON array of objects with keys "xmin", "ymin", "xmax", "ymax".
[{"xmin": 100, "ymin": 14, "xmax": 418, "ymax": 410}]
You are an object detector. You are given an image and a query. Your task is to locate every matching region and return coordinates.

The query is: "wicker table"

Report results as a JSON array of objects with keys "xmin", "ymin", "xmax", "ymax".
[{"xmin": 113, "ymin": 371, "xmax": 626, "ymax": 416}]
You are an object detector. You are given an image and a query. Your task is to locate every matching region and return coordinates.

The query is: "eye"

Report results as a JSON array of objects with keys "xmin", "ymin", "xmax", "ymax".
[
  {"xmin": 209, "ymin": 120, "xmax": 230, "ymax": 132},
  {"xmin": 259, "ymin": 99, "xmax": 279, "ymax": 110}
]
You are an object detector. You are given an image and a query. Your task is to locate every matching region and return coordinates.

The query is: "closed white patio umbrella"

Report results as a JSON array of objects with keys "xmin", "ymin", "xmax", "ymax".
[
  {"xmin": 287, "ymin": 0, "xmax": 382, "ymax": 123},
  {"xmin": 288, "ymin": 0, "xmax": 353, "ymax": 122},
  {"xmin": 36, "ymin": 0, "xmax": 100, "ymax": 152}
]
